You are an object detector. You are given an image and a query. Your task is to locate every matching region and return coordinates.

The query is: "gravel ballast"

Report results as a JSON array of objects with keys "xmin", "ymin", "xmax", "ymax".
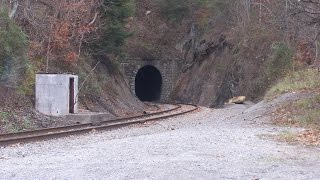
[{"xmin": 0, "ymin": 98, "xmax": 320, "ymax": 179}]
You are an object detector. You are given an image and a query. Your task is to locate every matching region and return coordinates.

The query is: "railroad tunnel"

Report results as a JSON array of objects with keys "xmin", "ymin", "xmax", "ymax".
[{"xmin": 135, "ymin": 65, "xmax": 162, "ymax": 102}]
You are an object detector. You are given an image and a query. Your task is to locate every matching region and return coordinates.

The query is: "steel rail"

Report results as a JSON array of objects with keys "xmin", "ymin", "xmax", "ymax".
[
  {"xmin": 0, "ymin": 104, "xmax": 181, "ymax": 140},
  {"xmin": 0, "ymin": 104, "xmax": 199, "ymax": 147}
]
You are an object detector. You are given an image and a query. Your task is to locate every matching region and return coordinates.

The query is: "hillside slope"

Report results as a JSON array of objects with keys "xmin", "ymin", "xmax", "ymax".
[
  {"xmin": 126, "ymin": 0, "xmax": 304, "ymax": 107},
  {"xmin": 0, "ymin": 0, "xmax": 146, "ymax": 133}
]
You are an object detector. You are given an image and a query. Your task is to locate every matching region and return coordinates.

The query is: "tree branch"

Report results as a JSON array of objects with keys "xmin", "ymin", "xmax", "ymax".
[{"xmin": 9, "ymin": 0, "xmax": 19, "ymax": 19}]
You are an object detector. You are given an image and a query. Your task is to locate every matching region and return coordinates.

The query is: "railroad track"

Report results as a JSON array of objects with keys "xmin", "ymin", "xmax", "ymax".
[{"xmin": 0, "ymin": 104, "xmax": 199, "ymax": 147}]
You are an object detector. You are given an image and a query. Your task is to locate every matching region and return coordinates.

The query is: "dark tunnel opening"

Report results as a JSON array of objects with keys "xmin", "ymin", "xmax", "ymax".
[{"xmin": 135, "ymin": 65, "xmax": 162, "ymax": 102}]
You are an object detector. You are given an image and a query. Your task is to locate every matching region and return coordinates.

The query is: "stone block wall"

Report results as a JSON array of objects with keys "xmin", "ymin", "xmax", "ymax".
[{"xmin": 120, "ymin": 58, "xmax": 181, "ymax": 102}]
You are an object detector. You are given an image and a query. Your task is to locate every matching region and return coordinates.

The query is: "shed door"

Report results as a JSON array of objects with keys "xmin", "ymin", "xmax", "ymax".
[{"xmin": 69, "ymin": 77, "xmax": 75, "ymax": 114}]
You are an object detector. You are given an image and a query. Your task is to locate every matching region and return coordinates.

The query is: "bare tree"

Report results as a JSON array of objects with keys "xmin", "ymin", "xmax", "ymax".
[
  {"xmin": 289, "ymin": 0, "xmax": 320, "ymax": 67},
  {"xmin": 8, "ymin": 0, "xmax": 19, "ymax": 19},
  {"xmin": 12, "ymin": 0, "xmax": 102, "ymax": 67}
]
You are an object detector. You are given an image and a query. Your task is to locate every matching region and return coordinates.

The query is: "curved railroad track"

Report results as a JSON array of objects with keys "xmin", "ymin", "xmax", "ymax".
[{"xmin": 0, "ymin": 104, "xmax": 199, "ymax": 147}]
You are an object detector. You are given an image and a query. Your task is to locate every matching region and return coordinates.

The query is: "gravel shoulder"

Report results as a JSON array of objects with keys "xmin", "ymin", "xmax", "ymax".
[{"xmin": 0, "ymin": 93, "xmax": 319, "ymax": 180}]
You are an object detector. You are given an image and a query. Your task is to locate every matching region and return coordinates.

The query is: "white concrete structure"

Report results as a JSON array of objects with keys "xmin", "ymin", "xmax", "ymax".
[{"xmin": 36, "ymin": 74, "xmax": 78, "ymax": 116}]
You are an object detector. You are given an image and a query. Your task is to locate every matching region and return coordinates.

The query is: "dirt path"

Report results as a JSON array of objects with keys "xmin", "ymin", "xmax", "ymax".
[{"xmin": 0, "ymin": 94, "xmax": 319, "ymax": 179}]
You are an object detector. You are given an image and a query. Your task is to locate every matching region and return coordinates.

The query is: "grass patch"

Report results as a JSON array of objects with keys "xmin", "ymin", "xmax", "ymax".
[
  {"xmin": 272, "ymin": 93, "xmax": 320, "ymax": 146},
  {"xmin": 276, "ymin": 130, "xmax": 320, "ymax": 146},
  {"xmin": 265, "ymin": 68, "xmax": 320, "ymax": 100},
  {"xmin": 0, "ymin": 111, "xmax": 36, "ymax": 133},
  {"xmin": 298, "ymin": 111, "xmax": 320, "ymax": 126},
  {"xmin": 273, "ymin": 93, "xmax": 320, "ymax": 129},
  {"xmin": 20, "ymin": 116, "xmax": 35, "ymax": 131},
  {"xmin": 277, "ymin": 131, "xmax": 297, "ymax": 143},
  {"xmin": 293, "ymin": 94, "xmax": 320, "ymax": 128},
  {"xmin": 0, "ymin": 111, "xmax": 9, "ymax": 123}
]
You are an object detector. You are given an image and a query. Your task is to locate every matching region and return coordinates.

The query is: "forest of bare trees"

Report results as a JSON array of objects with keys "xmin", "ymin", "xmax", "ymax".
[{"xmin": 0, "ymin": 0, "xmax": 319, "ymax": 64}]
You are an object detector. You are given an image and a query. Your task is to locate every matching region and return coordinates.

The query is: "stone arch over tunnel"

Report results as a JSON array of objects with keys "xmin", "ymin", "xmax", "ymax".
[{"xmin": 135, "ymin": 65, "xmax": 162, "ymax": 102}]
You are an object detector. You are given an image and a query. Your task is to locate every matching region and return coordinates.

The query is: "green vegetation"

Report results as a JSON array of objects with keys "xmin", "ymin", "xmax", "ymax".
[
  {"xmin": 265, "ymin": 43, "xmax": 294, "ymax": 80},
  {"xmin": 0, "ymin": 11, "xmax": 28, "ymax": 60},
  {"xmin": 272, "ymin": 93, "xmax": 320, "ymax": 146},
  {"xmin": 267, "ymin": 68, "xmax": 320, "ymax": 145},
  {"xmin": 0, "ymin": 111, "xmax": 35, "ymax": 133},
  {"xmin": 298, "ymin": 111, "xmax": 320, "ymax": 127},
  {"xmin": 0, "ymin": 10, "xmax": 35, "ymax": 96},
  {"xmin": 266, "ymin": 69, "xmax": 320, "ymax": 99},
  {"xmin": 156, "ymin": 0, "xmax": 232, "ymax": 23},
  {"xmin": 156, "ymin": 0, "xmax": 191, "ymax": 22},
  {"xmin": 72, "ymin": 57, "xmax": 103, "ymax": 97},
  {"xmin": 0, "ymin": 9, "xmax": 29, "ymax": 88},
  {"xmin": 278, "ymin": 131, "xmax": 297, "ymax": 143},
  {"xmin": 257, "ymin": 43, "xmax": 294, "ymax": 98},
  {"xmin": 70, "ymin": 55, "xmax": 122, "ymax": 99},
  {"xmin": 292, "ymin": 94, "xmax": 320, "ymax": 128},
  {"xmin": 89, "ymin": 0, "xmax": 134, "ymax": 57},
  {"xmin": 20, "ymin": 116, "xmax": 34, "ymax": 131},
  {"xmin": 230, "ymin": 26, "xmax": 292, "ymax": 99},
  {"xmin": 0, "ymin": 111, "xmax": 9, "ymax": 123},
  {"xmin": 17, "ymin": 62, "xmax": 37, "ymax": 96}
]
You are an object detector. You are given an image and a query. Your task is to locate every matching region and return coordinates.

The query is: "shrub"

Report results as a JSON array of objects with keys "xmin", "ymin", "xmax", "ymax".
[
  {"xmin": 89, "ymin": 0, "xmax": 134, "ymax": 57},
  {"xmin": 156, "ymin": 0, "xmax": 232, "ymax": 23},
  {"xmin": 0, "ymin": 9, "xmax": 29, "ymax": 87},
  {"xmin": 17, "ymin": 62, "xmax": 36, "ymax": 96},
  {"xmin": 156, "ymin": 0, "xmax": 191, "ymax": 22},
  {"xmin": 265, "ymin": 43, "xmax": 294, "ymax": 80}
]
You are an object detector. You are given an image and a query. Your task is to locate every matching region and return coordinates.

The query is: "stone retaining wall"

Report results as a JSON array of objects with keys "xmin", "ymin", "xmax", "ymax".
[{"xmin": 120, "ymin": 58, "xmax": 181, "ymax": 102}]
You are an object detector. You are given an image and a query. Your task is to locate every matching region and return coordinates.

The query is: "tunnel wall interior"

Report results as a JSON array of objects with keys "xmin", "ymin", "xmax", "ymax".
[{"xmin": 135, "ymin": 65, "xmax": 162, "ymax": 102}]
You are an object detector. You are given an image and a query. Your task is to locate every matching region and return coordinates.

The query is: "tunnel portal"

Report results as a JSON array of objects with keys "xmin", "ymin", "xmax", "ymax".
[{"xmin": 135, "ymin": 65, "xmax": 162, "ymax": 102}]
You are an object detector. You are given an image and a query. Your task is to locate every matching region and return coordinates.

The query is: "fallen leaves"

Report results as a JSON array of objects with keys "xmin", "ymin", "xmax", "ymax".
[{"xmin": 296, "ymin": 130, "xmax": 320, "ymax": 146}]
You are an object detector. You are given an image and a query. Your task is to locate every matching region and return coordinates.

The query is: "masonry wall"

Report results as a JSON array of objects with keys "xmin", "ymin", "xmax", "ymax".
[{"xmin": 120, "ymin": 59, "xmax": 180, "ymax": 102}]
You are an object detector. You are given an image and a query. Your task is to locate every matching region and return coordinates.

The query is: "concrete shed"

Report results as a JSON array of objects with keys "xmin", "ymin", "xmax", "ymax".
[{"xmin": 36, "ymin": 74, "xmax": 78, "ymax": 116}]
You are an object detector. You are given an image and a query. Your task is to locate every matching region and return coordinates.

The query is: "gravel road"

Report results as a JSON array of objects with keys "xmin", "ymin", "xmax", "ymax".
[{"xmin": 0, "ymin": 95, "xmax": 319, "ymax": 179}]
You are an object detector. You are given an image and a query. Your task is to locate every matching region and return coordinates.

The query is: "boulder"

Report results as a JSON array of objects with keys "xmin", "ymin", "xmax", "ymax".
[{"xmin": 228, "ymin": 96, "xmax": 246, "ymax": 104}]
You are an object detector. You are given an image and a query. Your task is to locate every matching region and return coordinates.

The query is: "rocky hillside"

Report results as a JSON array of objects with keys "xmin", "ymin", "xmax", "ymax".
[{"xmin": 125, "ymin": 0, "xmax": 319, "ymax": 107}]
